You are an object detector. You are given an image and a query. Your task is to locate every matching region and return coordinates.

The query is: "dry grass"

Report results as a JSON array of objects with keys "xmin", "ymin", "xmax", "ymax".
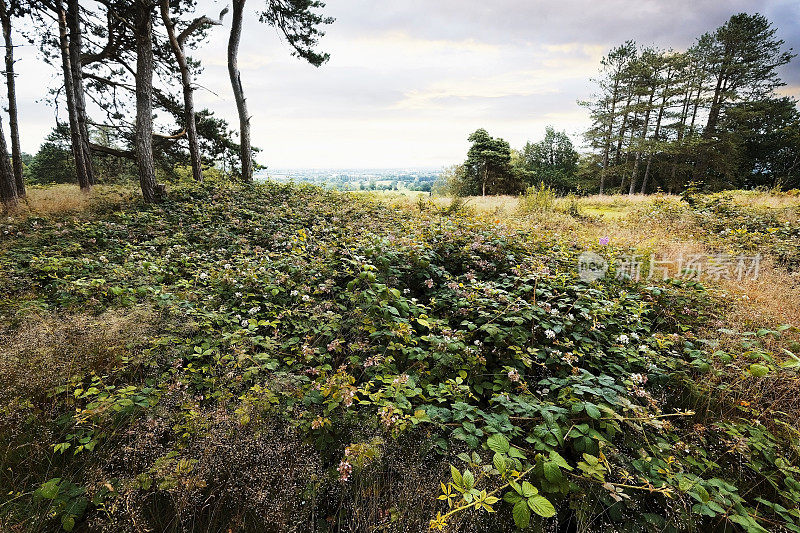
[
  {"xmin": 2, "ymin": 184, "xmax": 135, "ymax": 219},
  {"xmin": 0, "ymin": 306, "xmax": 159, "ymax": 403},
  {"xmin": 724, "ymin": 190, "xmax": 800, "ymax": 210},
  {"xmin": 377, "ymin": 191, "xmax": 800, "ymax": 329},
  {"xmin": 714, "ymin": 257, "xmax": 800, "ymax": 329}
]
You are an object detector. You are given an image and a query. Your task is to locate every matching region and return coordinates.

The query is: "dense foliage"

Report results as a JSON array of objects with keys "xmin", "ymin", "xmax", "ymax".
[
  {"xmin": 1, "ymin": 181, "xmax": 798, "ymax": 532},
  {"xmin": 441, "ymin": 127, "xmax": 585, "ymax": 197},
  {"xmin": 520, "ymin": 127, "xmax": 581, "ymax": 193},
  {"xmin": 583, "ymin": 13, "xmax": 799, "ymax": 194}
]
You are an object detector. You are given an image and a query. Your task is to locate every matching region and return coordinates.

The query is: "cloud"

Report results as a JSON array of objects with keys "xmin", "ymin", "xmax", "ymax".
[{"xmin": 10, "ymin": 0, "xmax": 800, "ymax": 168}]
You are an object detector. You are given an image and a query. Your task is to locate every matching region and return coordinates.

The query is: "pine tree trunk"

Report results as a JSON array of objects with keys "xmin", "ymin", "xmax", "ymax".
[
  {"xmin": 630, "ymin": 85, "xmax": 657, "ymax": 196},
  {"xmin": 67, "ymin": 0, "xmax": 94, "ymax": 186},
  {"xmin": 55, "ymin": 0, "xmax": 90, "ymax": 191},
  {"xmin": 703, "ymin": 71, "xmax": 725, "ymax": 139},
  {"xmin": 641, "ymin": 154, "xmax": 653, "ymax": 194},
  {"xmin": 228, "ymin": 0, "xmax": 253, "ymax": 182},
  {"xmin": 600, "ymin": 78, "xmax": 620, "ymax": 194},
  {"xmin": 135, "ymin": 1, "xmax": 160, "ymax": 203},
  {"xmin": 669, "ymin": 76, "xmax": 694, "ymax": 191},
  {"xmin": 0, "ymin": 117, "xmax": 17, "ymax": 206},
  {"xmin": 641, "ymin": 76, "xmax": 669, "ymax": 195},
  {"xmin": 160, "ymin": 0, "xmax": 203, "ymax": 182},
  {"xmin": 0, "ymin": 1, "xmax": 22, "ymax": 197},
  {"xmin": 614, "ymin": 91, "xmax": 634, "ymax": 167},
  {"xmin": 629, "ymin": 152, "xmax": 641, "ymax": 195}
]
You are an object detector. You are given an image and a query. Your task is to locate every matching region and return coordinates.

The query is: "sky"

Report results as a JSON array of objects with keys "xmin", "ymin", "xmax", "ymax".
[{"xmin": 11, "ymin": 0, "xmax": 800, "ymax": 169}]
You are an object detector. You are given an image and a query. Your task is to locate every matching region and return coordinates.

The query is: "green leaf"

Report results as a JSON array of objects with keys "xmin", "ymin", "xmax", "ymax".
[
  {"xmin": 521, "ymin": 481, "xmax": 538, "ymax": 498},
  {"xmin": 450, "ymin": 465, "xmax": 463, "ymax": 488},
  {"xmin": 528, "ymin": 495, "xmax": 556, "ymax": 517},
  {"xmin": 508, "ymin": 446, "xmax": 527, "ymax": 459},
  {"xmin": 690, "ymin": 485, "xmax": 710, "ymax": 503},
  {"xmin": 54, "ymin": 442, "xmax": 71, "ymax": 454},
  {"xmin": 513, "ymin": 500, "xmax": 531, "ymax": 528},
  {"xmin": 462, "ymin": 469, "xmax": 475, "ymax": 491},
  {"xmin": 61, "ymin": 515, "xmax": 75, "ymax": 532},
  {"xmin": 748, "ymin": 363, "xmax": 769, "ymax": 378},
  {"xmin": 584, "ymin": 402, "xmax": 601, "ymax": 419},
  {"xmin": 549, "ymin": 451, "xmax": 573, "ymax": 470},
  {"xmin": 678, "ymin": 477, "xmax": 694, "ymax": 492},
  {"xmin": 543, "ymin": 462, "xmax": 562, "ymax": 483},
  {"xmin": 36, "ymin": 478, "xmax": 61, "ymax": 500},
  {"xmin": 728, "ymin": 513, "xmax": 770, "ymax": 533},
  {"xmin": 780, "ymin": 350, "xmax": 800, "ymax": 368},
  {"xmin": 487, "ymin": 433, "xmax": 510, "ymax": 453},
  {"xmin": 493, "ymin": 453, "xmax": 507, "ymax": 475}
]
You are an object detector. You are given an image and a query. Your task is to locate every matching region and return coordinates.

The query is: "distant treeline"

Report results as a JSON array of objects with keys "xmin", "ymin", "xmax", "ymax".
[
  {"xmin": 434, "ymin": 126, "xmax": 586, "ymax": 197},
  {"xmin": 583, "ymin": 13, "xmax": 798, "ymax": 194},
  {"xmin": 441, "ymin": 12, "xmax": 799, "ymax": 198}
]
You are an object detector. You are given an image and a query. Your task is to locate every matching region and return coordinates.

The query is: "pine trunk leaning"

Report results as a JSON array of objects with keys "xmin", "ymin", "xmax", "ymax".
[
  {"xmin": 134, "ymin": 1, "xmax": 160, "ymax": 203},
  {"xmin": 55, "ymin": 0, "xmax": 90, "ymax": 191},
  {"xmin": 0, "ymin": 117, "xmax": 17, "ymax": 206},
  {"xmin": 160, "ymin": 0, "xmax": 218, "ymax": 182},
  {"xmin": 67, "ymin": 0, "xmax": 94, "ymax": 185},
  {"xmin": 228, "ymin": 0, "xmax": 253, "ymax": 182},
  {"xmin": 0, "ymin": 1, "xmax": 23, "ymax": 196}
]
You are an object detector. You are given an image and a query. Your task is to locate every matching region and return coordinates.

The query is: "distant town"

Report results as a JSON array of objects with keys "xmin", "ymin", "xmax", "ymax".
[{"xmin": 261, "ymin": 167, "xmax": 441, "ymax": 191}]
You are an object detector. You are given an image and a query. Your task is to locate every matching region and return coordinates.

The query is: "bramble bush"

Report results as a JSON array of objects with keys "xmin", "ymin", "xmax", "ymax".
[{"xmin": 0, "ymin": 180, "xmax": 798, "ymax": 531}]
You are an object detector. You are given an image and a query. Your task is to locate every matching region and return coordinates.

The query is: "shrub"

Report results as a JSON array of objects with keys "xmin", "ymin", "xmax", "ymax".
[
  {"xmin": 1, "ymin": 182, "xmax": 799, "ymax": 532},
  {"xmin": 518, "ymin": 181, "xmax": 556, "ymax": 213}
]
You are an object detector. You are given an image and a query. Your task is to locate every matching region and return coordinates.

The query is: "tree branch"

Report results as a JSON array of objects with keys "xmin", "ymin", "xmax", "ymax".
[{"xmin": 177, "ymin": 11, "xmax": 226, "ymax": 45}]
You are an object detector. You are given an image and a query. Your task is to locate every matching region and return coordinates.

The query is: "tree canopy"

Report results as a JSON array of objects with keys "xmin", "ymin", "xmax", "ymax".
[{"xmin": 582, "ymin": 12, "xmax": 797, "ymax": 194}]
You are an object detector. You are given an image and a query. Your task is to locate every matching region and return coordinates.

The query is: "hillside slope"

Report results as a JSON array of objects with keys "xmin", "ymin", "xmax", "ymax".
[{"xmin": 1, "ymin": 182, "xmax": 799, "ymax": 532}]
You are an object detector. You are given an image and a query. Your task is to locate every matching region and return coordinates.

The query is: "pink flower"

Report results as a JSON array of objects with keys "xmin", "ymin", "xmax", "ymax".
[
  {"xmin": 338, "ymin": 459, "xmax": 353, "ymax": 482},
  {"xmin": 599, "ymin": 236, "xmax": 610, "ymax": 246},
  {"xmin": 327, "ymin": 339, "xmax": 342, "ymax": 352}
]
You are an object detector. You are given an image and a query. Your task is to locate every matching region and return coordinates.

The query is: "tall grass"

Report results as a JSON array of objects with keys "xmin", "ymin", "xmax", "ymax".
[{"xmin": 517, "ymin": 181, "xmax": 555, "ymax": 214}]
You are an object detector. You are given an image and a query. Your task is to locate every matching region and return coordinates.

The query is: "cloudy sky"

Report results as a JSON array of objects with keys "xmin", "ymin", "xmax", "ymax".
[{"xmin": 12, "ymin": 0, "xmax": 800, "ymax": 169}]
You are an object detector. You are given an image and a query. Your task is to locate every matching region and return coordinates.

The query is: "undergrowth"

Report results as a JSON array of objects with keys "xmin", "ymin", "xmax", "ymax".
[{"xmin": 0, "ymin": 180, "xmax": 798, "ymax": 532}]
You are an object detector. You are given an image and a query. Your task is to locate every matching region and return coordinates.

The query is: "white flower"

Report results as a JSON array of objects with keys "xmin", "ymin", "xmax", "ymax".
[
  {"xmin": 199, "ymin": 272, "xmax": 208, "ymax": 280},
  {"xmin": 301, "ymin": 294, "xmax": 310, "ymax": 302},
  {"xmin": 290, "ymin": 290, "xmax": 299, "ymax": 297},
  {"xmin": 241, "ymin": 319, "xmax": 249, "ymax": 327},
  {"xmin": 544, "ymin": 329, "xmax": 556, "ymax": 339},
  {"xmin": 235, "ymin": 292, "xmax": 242, "ymax": 298},
  {"xmin": 618, "ymin": 334, "xmax": 630, "ymax": 345}
]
